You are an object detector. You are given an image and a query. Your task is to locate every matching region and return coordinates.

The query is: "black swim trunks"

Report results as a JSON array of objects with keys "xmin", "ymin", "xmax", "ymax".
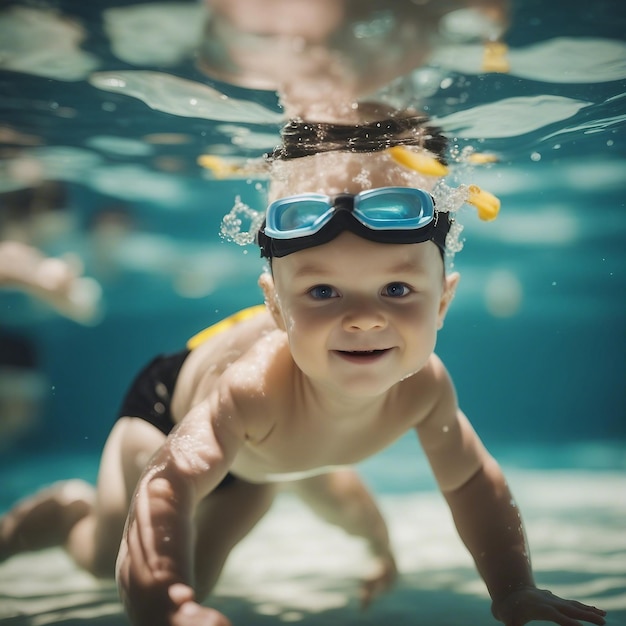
[
  {"xmin": 117, "ymin": 349, "xmax": 190, "ymax": 436},
  {"xmin": 116, "ymin": 348, "xmax": 237, "ymax": 489}
]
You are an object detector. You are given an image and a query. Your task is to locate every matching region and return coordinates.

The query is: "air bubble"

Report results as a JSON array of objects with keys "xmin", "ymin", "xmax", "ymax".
[{"xmin": 220, "ymin": 196, "xmax": 264, "ymax": 246}]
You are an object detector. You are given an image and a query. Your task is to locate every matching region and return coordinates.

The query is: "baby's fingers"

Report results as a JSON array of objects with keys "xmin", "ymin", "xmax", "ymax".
[
  {"xmin": 359, "ymin": 576, "xmax": 388, "ymax": 610},
  {"xmin": 359, "ymin": 558, "xmax": 398, "ymax": 610},
  {"xmin": 495, "ymin": 588, "xmax": 606, "ymax": 626},
  {"xmin": 559, "ymin": 599, "xmax": 606, "ymax": 625}
]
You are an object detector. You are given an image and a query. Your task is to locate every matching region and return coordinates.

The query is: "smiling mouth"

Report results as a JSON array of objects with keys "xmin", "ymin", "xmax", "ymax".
[{"xmin": 334, "ymin": 349, "xmax": 391, "ymax": 362}]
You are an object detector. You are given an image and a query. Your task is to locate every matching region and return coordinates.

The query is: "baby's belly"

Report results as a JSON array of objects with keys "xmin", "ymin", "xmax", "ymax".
[
  {"xmin": 230, "ymin": 463, "xmax": 350, "ymax": 484},
  {"xmin": 228, "ymin": 441, "xmax": 361, "ymax": 484},
  {"xmin": 228, "ymin": 415, "xmax": 411, "ymax": 484}
]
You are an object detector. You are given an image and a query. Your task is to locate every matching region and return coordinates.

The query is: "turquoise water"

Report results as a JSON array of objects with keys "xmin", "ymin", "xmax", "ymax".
[{"xmin": 0, "ymin": 0, "xmax": 625, "ymax": 624}]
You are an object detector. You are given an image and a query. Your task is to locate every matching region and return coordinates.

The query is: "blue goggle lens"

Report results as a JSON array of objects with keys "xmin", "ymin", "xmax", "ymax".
[
  {"xmin": 356, "ymin": 189, "xmax": 432, "ymax": 227},
  {"xmin": 273, "ymin": 199, "xmax": 331, "ymax": 232}
]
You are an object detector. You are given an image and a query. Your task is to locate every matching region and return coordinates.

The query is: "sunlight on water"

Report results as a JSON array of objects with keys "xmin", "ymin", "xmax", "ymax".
[
  {"xmin": 89, "ymin": 71, "xmax": 285, "ymax": 124},
  {"xmin": 0, "ymin": 6, "xmax": 99, "ymax": 80},
  {"xmin": 103, "ymin": 3, "xmax": 204, "ymax": 67},
  {"xmin": 432, "ymin": 37, "xmax": 626, "ymax": 83},
  {"xmin": 434, "ymin": 95, "xmax": 592, "ymax": 139}
]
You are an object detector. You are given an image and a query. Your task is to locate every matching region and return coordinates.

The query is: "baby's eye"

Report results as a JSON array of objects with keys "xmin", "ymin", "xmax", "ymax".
[
  {"xmin": 309, "ymin": 285, "xmax": 338, "ymax": 299},
  {"xmin": 383, "ymin": 282, "xmax": 411, "ymax": 298}
]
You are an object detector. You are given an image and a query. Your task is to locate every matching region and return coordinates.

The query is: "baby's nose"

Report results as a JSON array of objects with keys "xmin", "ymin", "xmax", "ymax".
[{"xmin": 342, "ymin": 306, "xmax": 387, "ymax": 331}]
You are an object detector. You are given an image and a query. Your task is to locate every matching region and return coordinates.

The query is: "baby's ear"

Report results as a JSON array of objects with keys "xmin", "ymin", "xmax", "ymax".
[
  {"xmin": 258, "ymin": 272, "xmax": 286, "ymax": 331},
  {"xmin": 438, "ymin": 271, "xmax": 460, "ymax": 330}
]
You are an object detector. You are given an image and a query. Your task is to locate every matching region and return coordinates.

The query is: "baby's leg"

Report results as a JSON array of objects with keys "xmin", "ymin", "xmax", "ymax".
[
  {"xmin": 193, "ymin": 478, "xmax": 277, "ymax": 599},
  {"xmin": 0, "ymin": 479, "xmax": 95, "ymax": 561},
  {"xmin": 291, "ymin": 469, "xmax": 391, "ymax": 553},
  {"xmin": 0, "ymin": 417, "xmax": 165, "ymax": 577},
  {"xmin": 66, "ymin": 416, "xmax": 166, "ymax": 578},
  {"xmin": 290, "ymin": 469, "xmax": 397, "ymax": 606}
]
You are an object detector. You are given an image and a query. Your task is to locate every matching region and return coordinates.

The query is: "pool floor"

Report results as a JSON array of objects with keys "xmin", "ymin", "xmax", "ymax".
[{"xmin": 1, "ymin": 445, "xmax": 625, "ymax": 625}]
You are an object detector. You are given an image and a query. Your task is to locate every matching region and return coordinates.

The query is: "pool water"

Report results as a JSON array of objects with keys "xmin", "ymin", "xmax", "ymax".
[{"xmin": 0, "ymin": 0, "xmax": 625, "ymax": 624}]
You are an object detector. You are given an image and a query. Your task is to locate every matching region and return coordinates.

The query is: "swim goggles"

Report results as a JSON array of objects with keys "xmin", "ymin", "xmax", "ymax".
[{"xmin": 257, "ymin": 186, "xmax": 451, "ymax": 259}]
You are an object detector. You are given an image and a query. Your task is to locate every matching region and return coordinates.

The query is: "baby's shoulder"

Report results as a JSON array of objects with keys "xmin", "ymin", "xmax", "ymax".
[
  {"xmin": 223, "ymin": 329, "xmax": 293, "ymax": 392},
  {"xmin": 398, "ymin": 353, "xmax": 457, "ymax": 422},
  {"xmin": 173, "ymin": 316, "xmax": 288, "ymax": 419},
  {"xmin": 216, "ymin": 330, "xmax": 294, "ymax": 442},
  {"xmin": 405, "ymin": 352, "xmax": 453, "ymax": 391}
]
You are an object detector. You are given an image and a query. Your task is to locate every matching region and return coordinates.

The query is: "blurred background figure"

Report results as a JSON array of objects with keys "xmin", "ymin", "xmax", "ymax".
[
  {"xmin": 0, "ymin": 181, "xmax": 102, "ymax": 448},
  {"xmin": 199, "ymin": 0, "xmax": 509, "ymax": 120},
  {"xmin": 0, "ymin": 181, "xmax": 102, "ymax": 325},
  {"xmin": 0, "ymin": 240, "xmax": 101, "ymax": 325}
]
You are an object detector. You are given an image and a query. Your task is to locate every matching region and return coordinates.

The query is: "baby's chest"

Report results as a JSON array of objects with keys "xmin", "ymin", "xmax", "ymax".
[{"xmin": 255, "ymin": 412, "xmax": 412, "ymax": 469}]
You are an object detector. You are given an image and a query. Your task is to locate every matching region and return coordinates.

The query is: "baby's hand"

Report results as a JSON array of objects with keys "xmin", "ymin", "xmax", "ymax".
[
  {"xmin": 170, "ymin": 602, "xmax": 231, "ymax": 626},
  {"xmin": 169, "ymin": 584, "xmax": 232, "ymax": 626},
  {"xmin": 359, "ymin": 551, "xmax": 398, "ymax": 609},
  {"xmin": 492, "ymin": 587, "xmax": 606, "ymax": 626}
]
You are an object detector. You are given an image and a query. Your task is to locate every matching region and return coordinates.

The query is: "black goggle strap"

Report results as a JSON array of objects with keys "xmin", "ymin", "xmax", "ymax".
[{"xmin": 257, "ymin": 224, "xmax": 273, "ymax": 259}]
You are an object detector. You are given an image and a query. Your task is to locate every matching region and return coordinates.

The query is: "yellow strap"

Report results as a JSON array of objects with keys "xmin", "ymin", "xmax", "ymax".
[
  {"xmin": 186, "ymin": 304, "xmax": 267, "ymax": 350},
  {"xmin": 386, "ymin": 146, "xmax": 450, "ymax": 177},
  {"xmin": 467, "ymin": 184, "xmax": 501, "ymax": 221}
]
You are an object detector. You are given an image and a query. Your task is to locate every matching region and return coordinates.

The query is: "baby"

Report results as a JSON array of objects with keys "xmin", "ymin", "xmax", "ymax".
[{"xmin": 0, "ymin": 112, "xmax": 606, "ymax": 626}]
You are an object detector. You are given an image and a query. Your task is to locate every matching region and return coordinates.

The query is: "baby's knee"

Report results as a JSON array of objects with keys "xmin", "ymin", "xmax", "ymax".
[{"xmin": 67, "ymin": 513, "xmax": 120, "ymax": 579}]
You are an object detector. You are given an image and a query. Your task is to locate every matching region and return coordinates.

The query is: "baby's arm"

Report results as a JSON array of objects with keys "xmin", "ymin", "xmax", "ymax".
[
  {"xmin": 442, "ymin": 439, "xmax": 606, "ymax": 625},
  {"xmin": 116, "ymin": 389, "xmax": 244, "ymax": 626},
  {"xmin": 416, "ymin": 368, "xmax": 606, "ymax": 625}
]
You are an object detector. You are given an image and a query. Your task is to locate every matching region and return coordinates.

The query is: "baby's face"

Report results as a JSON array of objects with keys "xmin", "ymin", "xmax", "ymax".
[
  {"xmin": 268, "ymin": 150, "xmax": 439, "ymax": 201},
  {"xmin": 266, "ymin": 231, "xmax": 457, "ymax": 398}
]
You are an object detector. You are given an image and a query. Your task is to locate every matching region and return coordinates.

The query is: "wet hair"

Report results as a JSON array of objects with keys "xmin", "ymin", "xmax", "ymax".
[
  {"xmin": 258, "ymin": 109, "xmax": 451, "ymax": 267},
  {"xmin": 267, "ymin": 111, "xmax": 448, "ymax": 164}
]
